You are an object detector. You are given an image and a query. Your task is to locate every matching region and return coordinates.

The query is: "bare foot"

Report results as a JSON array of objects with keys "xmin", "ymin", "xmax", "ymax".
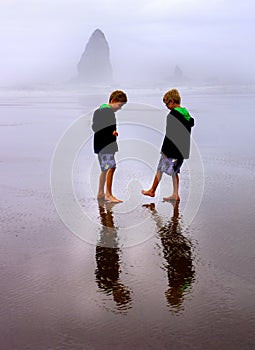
[
  {"xmin": 163, "ymin": 195, "xmax": 180, "ymax": 202},
  {"xmin": 105, "ymin": 195, "xmax": 123, "ymax": 203},
  {"xmin": 141, "ymin": 189, "xmax": 155, "ymax": 197}
]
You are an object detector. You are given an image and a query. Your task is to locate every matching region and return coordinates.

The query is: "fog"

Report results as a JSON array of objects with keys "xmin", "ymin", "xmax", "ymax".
[{"xmin": 1, "ymin": 0, "xmax": 255, "ymax": 87}]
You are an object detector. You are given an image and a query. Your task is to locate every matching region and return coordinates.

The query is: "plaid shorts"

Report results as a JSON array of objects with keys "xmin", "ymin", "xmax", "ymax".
[
  {"xmin": 157, "ymin": 154, "xmax": 183, "ymax": 176},
  {"xmin": 98, "ymin": 153, "xmax": 116, "ymax": 171}
]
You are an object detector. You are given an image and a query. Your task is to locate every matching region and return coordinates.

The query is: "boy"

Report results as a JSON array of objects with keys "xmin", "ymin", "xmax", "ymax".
[
  {"xmin": 92, "ymin": 90, "xmax": 127, "ymax": 203},
  {"xmin": 142, "ymin": 88, "xmax": 194, "ymax": 201}
]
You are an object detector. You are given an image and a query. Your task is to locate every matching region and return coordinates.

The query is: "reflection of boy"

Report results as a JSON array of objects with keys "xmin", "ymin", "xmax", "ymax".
[
  {"xmin": 142, "ymin": 201, "xmax": 195, "ymax": 313},
  {"xmin": 92, "ymin": 90, "xmax": 127, "ymax": 202},
  {"xmin": 95, "ymin": 201, "xmax": 132, "ymax": 311},
  {"xmin": 142, "ymin": 88, "xmax": 195, "ymax": 201}
]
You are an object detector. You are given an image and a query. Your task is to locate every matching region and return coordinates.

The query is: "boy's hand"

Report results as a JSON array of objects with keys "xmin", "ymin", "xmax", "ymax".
[{"xmin": 112, "ymin": 130, "xmax": 118, "ymax": 137}]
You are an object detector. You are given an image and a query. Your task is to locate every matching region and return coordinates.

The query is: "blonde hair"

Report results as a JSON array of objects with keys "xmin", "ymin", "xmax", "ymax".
[
  {"xmin": 163, "ymin": 89, "xmax": 181, "ymax": 105},
  {"xmin": 109, "ymin": 90, "xmax": 127, "ymax": 103}
]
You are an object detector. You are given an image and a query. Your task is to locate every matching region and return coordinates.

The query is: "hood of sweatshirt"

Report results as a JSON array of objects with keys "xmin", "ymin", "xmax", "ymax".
[
  {"xmin": 174, "ymin": 107, "xmax": 191, "ymax": 121},
  {"xmin": 99, "ymin": 103, "xmax": 111, "ymax": 109}
]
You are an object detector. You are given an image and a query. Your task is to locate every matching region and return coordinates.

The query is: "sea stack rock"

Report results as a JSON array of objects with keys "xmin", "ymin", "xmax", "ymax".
[
  {"xmin": 77, "ymin": 29, "xmax": 112, "ymax": 84},
  {"xmin": 173, "ymin": 65, "xmax": 184, "ymax": 81}
]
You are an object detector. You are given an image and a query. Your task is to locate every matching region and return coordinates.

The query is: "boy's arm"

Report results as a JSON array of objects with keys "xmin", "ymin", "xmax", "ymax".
[{"xmin": 92, "ymin": 110, "xmax": 99, "ymax": 132}]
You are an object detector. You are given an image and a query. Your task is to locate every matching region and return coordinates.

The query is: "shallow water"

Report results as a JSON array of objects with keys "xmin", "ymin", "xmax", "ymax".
[{"xmin": 0, "ymin": 86, "xmax": 255, "ymax": 349}]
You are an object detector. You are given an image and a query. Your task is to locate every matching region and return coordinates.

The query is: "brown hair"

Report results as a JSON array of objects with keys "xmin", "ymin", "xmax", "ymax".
[
  {"xmin": 163, "ymin": 89, "xmax": 181, "ymax": 105},
  {"xmin": 109, "ymin": 90, "xmax": 128, "ymax": 103}
]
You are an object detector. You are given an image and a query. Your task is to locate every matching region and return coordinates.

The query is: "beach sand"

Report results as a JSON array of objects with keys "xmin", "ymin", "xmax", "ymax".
[{"xmin": 1, "ymin": 86, "xmax": 255, "ymax": 349}]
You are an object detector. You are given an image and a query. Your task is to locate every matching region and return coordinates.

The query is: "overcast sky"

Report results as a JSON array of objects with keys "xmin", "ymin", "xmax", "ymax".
[{"xmin": 1, "ymin": 0, "xmax": 255, "ymax": 86}]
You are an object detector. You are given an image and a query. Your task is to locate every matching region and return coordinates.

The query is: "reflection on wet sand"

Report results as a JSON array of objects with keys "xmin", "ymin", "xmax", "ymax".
[
  {"xmin": 143, "ymin": 201, "xmax": 195, "ymax": 313},
  {"xmin": 95, "ymin": 200, "xmax": 132, "ymax": 313}
]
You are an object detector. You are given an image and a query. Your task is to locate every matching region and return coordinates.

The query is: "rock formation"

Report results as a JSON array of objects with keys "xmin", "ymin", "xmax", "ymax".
[
  {"xmin": 77, "ymin": 29, "xmax": 112, "ymax": 84},
  {"xmin": 173, "ymin": 65, "xmax": 184, "ymax": 81}
]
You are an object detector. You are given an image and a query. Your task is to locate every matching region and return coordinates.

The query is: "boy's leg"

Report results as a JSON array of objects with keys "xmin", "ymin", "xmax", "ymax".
[
  {"xmin": 141, "ymin": 171, "xmax": 162, "ymax": 197},
  {"xmin": 97, "ymin": 171, "xmax": 107, "ymax": 199},
  {"xmin": 97, "ymin": 153, "xmax": 122, "ymax": 202},
  {"xmin": 163, "ymin": 174, "xmax": 180, "ymax": 201},
  {"xmin": 105, "ymin": 168, "xmax": 123, "ymax": 203}
]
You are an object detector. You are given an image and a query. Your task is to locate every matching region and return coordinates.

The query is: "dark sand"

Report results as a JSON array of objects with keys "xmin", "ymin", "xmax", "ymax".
[{"xmin": 0, "ymin": 86, "xmax": 255, "ymax": 349}]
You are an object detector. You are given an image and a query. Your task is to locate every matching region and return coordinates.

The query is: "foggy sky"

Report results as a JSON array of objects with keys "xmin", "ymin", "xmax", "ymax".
[{"xmin": 1, "ymin": 0, "xmax": 255, "ymax": 86}]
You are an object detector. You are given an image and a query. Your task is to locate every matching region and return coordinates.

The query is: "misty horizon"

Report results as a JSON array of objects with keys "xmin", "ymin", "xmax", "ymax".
[{"xmin": 1, "ymin": 0, "xmax": 255, "ymax": 87}]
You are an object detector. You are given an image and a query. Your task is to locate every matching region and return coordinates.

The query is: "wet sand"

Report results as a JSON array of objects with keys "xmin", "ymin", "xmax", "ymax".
[{"xmin": 0, "ymin": 86, "xmax": 255, "ymax": 349}]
